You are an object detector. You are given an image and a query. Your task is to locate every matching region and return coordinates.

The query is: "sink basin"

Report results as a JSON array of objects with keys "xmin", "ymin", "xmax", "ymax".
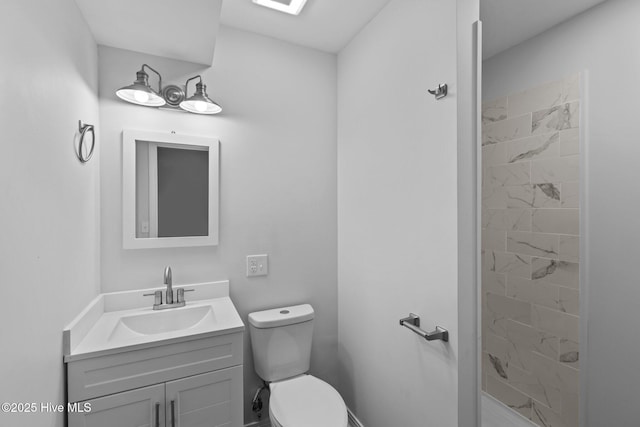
[
  {"xmin": 109, "ymin": 305, "xmax": 215, "ymax": 342},
  {"xmin": 64, "ymin": 281, "xmax": 246, "ymax": 361}
]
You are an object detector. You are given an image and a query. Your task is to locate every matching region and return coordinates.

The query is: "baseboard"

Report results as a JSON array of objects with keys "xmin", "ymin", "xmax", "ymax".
[{"xmin": 348, "ymin": 407, "xmax": 365, "ymax": 427}]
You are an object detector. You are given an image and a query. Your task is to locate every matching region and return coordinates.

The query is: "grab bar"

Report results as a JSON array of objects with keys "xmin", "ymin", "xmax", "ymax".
[{"xmin": 399, "ymin": 313, "xmax": 449, "ymax": 342}]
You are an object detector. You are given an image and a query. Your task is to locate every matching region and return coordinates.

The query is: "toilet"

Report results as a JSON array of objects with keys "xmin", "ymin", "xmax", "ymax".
[{"xmin": 249, "ymin": 304, "xmax": 348, "ymax": 427}]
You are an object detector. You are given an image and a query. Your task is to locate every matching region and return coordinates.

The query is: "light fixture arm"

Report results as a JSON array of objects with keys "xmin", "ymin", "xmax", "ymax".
[
  {"xmin": 141, "ymin": 64, "xmax": 163, "ymax": 94},
  {"xmin": 184, "ymin": 75, "xmax": 203, "ymax": 96}
]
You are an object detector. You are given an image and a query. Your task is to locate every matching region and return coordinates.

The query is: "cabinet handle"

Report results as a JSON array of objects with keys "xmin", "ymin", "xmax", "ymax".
[
  {"xmin": 171, "ymin": 399, "xmax": 176, "ymax": 427},
  {"xmin": 154, "ymin": 403, "xmax": 160, "ymax": 427}
]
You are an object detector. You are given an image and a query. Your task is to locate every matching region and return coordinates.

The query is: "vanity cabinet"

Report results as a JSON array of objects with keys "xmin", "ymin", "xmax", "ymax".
[
  {"xmin": 165, "ymin": 367, "xmax": 242, "ymax": 427},
  {"xmin": 69, "ymin": 366, "xmax": 242, "ymax": 427},
  {"xmin": 68, "ymin": 384, "xmax": 165, "ymax": 427},
  {"xmin": 67, "ymin": 332, "xmax": 243, "ymax": 427}
]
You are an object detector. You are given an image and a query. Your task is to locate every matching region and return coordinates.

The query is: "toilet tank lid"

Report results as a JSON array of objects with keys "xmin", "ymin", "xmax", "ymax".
[{"xmin": 248, "ymin": 304, "xmax": 314, "ymax": 329}]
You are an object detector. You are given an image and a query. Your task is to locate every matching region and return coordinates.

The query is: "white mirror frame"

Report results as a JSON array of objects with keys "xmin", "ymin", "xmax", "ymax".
[{"xmin": 122, "ymin": 129, "xmax": 219, "ymax": 249}]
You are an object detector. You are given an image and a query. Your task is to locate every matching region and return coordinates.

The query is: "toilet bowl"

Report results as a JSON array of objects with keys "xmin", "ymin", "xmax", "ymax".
[
  {"xmin": 269, "ymin": 374, "xmax": 348, "ymax": 427},
  {"xmin": 248, "ymin": 304, "xmax": 348, "ymax": 427}
]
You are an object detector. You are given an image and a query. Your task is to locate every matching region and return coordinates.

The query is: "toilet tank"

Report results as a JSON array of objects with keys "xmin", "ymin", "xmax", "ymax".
[{"xmin": 248, "ymin": 304, "xmax": 314, "ymax": 382}]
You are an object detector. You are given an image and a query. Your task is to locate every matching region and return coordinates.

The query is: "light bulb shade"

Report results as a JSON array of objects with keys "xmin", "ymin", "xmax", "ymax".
[
  {"xmin": 116, "ymin": 69, "xmax": 166, "ymax": 107},
  {"xmin": 180, "ymin": 82, "xmax": 222, "ymax": 115}
]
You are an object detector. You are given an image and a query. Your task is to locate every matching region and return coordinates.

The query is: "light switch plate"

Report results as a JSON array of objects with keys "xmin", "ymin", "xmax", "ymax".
[{"xmin": 247, "ymin": 254, "xmax": 268, "ymax": 277}]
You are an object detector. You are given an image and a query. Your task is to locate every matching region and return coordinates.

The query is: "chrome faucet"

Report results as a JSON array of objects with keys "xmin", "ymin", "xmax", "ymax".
[
  {"xmin": 164, "ymin": 266, "xmax": 174, "ymax": 304},
  {"xmin": 143, "ymin": 266, "xmax": 194, "ymax": 310}
]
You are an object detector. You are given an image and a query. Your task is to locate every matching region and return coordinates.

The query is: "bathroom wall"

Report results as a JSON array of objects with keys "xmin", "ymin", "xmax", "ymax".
[
  {"xmin": 0, "ymin": 1, "xmax": 100, "ymax": 426},
  {"xmin": 483, "ymin": 1, "xmax": 640, "ymax": 425},
  {"xmin": 97, "ymin": 25, "xmax": 338, "ymax": 423},
  {"xmin": 337, "ymin": 0, "xmax": 477, "ymax": 425},
  {"xmin": 481, "ymin": 75, "xmax": 581, "ymax": 427}
]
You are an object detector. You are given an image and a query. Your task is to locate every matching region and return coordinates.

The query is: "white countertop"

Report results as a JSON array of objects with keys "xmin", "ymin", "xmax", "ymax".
[{"xmin": 63, "ymin": 280, "xmax": 244, "ymax": 362}]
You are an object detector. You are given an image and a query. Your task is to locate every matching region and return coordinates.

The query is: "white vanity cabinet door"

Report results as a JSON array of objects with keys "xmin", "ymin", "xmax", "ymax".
[
  {"xmin": 69, "ymin": 383, "xmax": 165, "ymax": 427},
  {"xmin": 165, "ymin": 366, "xmax": 243, "ymax": 427}
]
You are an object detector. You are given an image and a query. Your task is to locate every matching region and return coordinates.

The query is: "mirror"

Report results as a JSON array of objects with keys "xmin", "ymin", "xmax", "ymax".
[{"xmin": 122, "ymin": 130, "xmax": 219, "ymax": 249}]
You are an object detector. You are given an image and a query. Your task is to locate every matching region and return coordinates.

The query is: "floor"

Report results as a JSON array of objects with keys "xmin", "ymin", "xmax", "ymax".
[
  {"xmin": 256, "ymin": 397, "xmax": 536, "ymax": 427},
  {"xmin": 255, "ymin": 395, "xmax": 533, "ymax": 427}
]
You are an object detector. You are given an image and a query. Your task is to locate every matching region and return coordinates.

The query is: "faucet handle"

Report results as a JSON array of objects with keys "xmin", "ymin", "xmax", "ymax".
[
  {"xmin": 143, "ymin": 290, "xmax": 163, "ymax": 306},
  {"xmin": 176, "ymin": 288, "xmax": 195, "ymax": 303}
]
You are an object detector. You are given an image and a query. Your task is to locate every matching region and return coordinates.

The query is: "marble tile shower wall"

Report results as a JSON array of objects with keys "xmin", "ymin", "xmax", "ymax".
[{"xmin": 481, "ymin": 74, "xmax": 580, "ymax": 427}]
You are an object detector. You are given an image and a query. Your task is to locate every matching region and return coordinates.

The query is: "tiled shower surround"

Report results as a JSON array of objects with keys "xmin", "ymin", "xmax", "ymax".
[{"xmin": 481, "ymin": 74, "xmax": 580, "ymax": 427}]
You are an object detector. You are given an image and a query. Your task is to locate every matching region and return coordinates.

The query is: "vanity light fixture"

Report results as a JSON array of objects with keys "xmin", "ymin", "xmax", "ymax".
[
  {"xmin": 115, "ymin": 65, "xmax": 222, "ymax": 115},
  {"xmin": 252, "ymin": 0, "xmax": 309, "ymax": 16},
  {"xmin": 115, "ymin": 64, "xmax": 166, "ymax": 107},
  {"xmin": 179, "ymin": 75, "xmax": 222, "ymax": 115}
]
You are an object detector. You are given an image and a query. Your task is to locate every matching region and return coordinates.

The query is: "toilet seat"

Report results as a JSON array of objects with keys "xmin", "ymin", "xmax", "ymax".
[{"xmin": 269, "ymin": 375, "xmax": 348, "ymax": 427}]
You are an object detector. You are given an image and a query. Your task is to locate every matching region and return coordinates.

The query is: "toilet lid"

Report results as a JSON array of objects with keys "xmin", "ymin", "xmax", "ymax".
[{"xmin": 270, "ymin": 375, "xmax": 348, "ymax": 427}]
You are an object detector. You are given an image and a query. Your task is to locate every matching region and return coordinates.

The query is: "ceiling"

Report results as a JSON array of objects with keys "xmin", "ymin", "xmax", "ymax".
[
  {"xmin": 224, "ymin": 0, "xmax": 611, "ymax": 57},
  {"xmin": 74, "ymin": 0, "xmax": 223, "ymax": 66},
  {"xmin": 73, "ymin": 0, "xmax": 610, "ymax": 66},
  {"xmin": 481, "ymin": 0, "xmax": 609, "ymax": 59},
  {"xmin": 219, "ymin": 0, "xmax": 392, "ymax": 53}
]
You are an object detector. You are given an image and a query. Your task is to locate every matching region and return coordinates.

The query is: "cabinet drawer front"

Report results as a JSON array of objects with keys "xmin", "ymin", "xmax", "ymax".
[
  {"xmin": 68, "ymin": 333, "xmax": 242, "ymax": 402},
  {"xmin": 166, "ymin": 366, "xmax": 243, "ymax": 427},
  {"xmin": 68, "ymin": 383, "xmax": 165, "ymax": 427}
]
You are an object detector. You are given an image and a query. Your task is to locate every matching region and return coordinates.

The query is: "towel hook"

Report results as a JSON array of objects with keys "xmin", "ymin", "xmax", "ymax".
[{"xmin": 428, "ymin": 83, "xmax": 448, "ymax": 100}]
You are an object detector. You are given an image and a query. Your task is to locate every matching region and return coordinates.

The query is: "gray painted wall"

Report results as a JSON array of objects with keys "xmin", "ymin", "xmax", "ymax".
[
  {"xmin": 338, "ymin": 0, "xmax": 478, "ymax": 425},
  {"xmin": 98, "ymin": 25, "xmax": 338, "ymax": 423},
  {"xmin": 0, "ymin": 1, "xmax": 101, "ymax": 426}
]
